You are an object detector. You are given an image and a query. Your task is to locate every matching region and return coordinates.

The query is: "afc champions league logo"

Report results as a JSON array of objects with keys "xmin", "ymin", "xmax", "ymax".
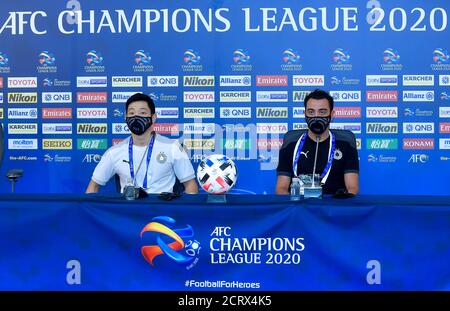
[{"xmin": 140, "ymin": 216, "xmax": 201, "ymax": 269}]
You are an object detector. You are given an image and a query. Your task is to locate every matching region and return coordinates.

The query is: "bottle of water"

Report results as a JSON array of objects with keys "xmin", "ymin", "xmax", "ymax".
[
  {"xmin": 123, "ymin": 178, "xmax": 135, "ymax": 200},
  {"xmin": 290, "ymin": 177, "xmax": 301, "ymax": 201}
]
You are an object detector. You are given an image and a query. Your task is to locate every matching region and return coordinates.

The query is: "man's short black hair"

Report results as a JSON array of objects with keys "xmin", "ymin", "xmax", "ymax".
[
  {"xmin": 304, "ymin": 89, "xmax": 334, "ymax": 111},
  {"xmin": 125, "ymin": 93, "xmax": 155, "ymax": 114}
]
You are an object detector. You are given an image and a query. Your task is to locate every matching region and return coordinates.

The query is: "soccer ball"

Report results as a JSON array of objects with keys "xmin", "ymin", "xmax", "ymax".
[{"xmin": 197, "ymin": 154, "xmax": 238, "ymax": 194}]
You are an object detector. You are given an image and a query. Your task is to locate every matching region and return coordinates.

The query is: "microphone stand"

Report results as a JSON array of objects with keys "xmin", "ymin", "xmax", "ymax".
[{"xmin": 304, "ymin": 134, "xmax": 323, "ymax": 199}]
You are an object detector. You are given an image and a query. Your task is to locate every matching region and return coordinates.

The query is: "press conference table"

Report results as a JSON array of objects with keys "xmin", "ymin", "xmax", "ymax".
[{"xmin": 0, "ymin": 194, "xmax": 449, "ymax": 290}]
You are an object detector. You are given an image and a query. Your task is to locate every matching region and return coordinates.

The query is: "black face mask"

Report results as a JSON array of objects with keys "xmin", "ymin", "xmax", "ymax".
[
  {"xmin": 305, "ymin": 115, "xmax": 331, "ymax": 135},
  {"xmin": 126, "ymin": 115, "xmax": 152, "ymax": 135}
]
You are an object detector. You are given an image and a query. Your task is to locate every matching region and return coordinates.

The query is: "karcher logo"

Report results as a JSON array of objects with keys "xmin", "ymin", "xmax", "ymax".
[
  {"xmin": 42, "ymin": 139, "xmax": 73, "ymax": 150},
  {"xmin": 77, "ymin": 123, "xmax": 107, "ymax": 134},
  {"xmin": 256, "ymin": 107, "xmax": 288, "ymax": 118},
  {"xmin": 8, "ymin": 123, "xmax": 38, "ymax": 134},
  {"xmin": 183, "ymin": 76, "xmax": 215, "ymax": 87},
  {"xmin": 8, "ymin": 92, "xmax": 38, "ymax": 103}
]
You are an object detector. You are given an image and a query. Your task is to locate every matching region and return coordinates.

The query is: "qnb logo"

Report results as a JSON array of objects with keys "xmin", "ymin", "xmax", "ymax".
[
  {"xmin": 140, "ymin": 216, "xmax": 201, "ymax": 269},
  {"xmin": 183, "ymin": 49, "xmax": 201, "ymax": 65},
  {"xmin": 86, "ymin": 50, "xmax": 103, "ymax": 65}
]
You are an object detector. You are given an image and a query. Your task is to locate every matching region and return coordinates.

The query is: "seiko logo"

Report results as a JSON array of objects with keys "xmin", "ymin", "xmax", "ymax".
[
  {"xmin": 42, "ymin": 139, "xmax": 72, "ymax": 150},
  {"xmin": 183, "ymin": 76, "xmax": 214, "ymax": 87}
]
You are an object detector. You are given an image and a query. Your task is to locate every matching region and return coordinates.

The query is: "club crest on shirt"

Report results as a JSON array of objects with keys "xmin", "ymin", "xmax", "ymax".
[
  {"xmin": 156, "ymin": 152, "xmax": 167, "ymax": 164},
  {"xmin": 334, "ymin": 148, "xmax": 343, "ymax": 160}
]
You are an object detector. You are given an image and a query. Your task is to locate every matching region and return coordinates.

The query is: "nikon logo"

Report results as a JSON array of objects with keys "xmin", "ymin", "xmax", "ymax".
[
  {"xmin": 42, "ymin": 139, "xmax": 73, "ymax": 150},
  {"xmin": 366, "ymin": 123, "xmax": 398, "ymax": 134},
  {"xmin": 8, "ymin": 92, "xmax": 38, "ymax": 103},
  {"xmin": 77, "ymin": 123, "xmax": 107, "ymax": 134},
  {"xmin": 256, "ymin": 107, "xmax": 288, "ymax": 118},
  {"xmin": 183, "ymin": 76, "xmax": 214, "ymax": 87},
  {"xmin": 293, "ymin": 91, "xmax": 311, "ymax": 102}
]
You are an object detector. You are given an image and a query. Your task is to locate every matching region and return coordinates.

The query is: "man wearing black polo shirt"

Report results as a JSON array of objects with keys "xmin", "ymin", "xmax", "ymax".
[{"xmin": 275, "ymin": 89, "xmax": 359, "ymax": 195}]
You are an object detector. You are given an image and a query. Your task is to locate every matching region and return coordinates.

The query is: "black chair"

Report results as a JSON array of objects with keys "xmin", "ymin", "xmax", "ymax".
[{"xmin": 280, "ymin": 129, "xmax": 357, "ymax": 150}]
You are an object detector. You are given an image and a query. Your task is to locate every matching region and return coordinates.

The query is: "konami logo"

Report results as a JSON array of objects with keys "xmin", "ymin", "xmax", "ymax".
[
  {"xmin": 257, "ymin": 139, "xmax": 283, "ymax": 149},
  {"xmin": 403, "ymin": 138, "xmax": 434, "ymax": 150}
]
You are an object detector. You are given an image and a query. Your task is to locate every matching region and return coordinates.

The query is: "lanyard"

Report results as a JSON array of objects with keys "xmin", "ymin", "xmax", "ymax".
[
  {"xmin": 128, "ymin": 134, "xmax": 155, "ymax": 189},
  {"xmin": 292, "ymin": 132, "xmax": 336, "ymax": 185}
]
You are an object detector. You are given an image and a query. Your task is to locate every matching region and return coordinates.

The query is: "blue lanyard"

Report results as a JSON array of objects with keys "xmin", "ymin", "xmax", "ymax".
[
  {"xmin": 292, "ymin": 132, "xmax": 336, "ymax": 184},
  {"xmin": 128, "ymin": 134, "xmax": 155, "ymax": 189}
]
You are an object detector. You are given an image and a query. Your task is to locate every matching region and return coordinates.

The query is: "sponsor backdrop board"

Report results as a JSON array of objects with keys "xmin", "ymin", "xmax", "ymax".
[{"xmin": 0, "ymin": 0, "xmax": 449, "ymax": 194}]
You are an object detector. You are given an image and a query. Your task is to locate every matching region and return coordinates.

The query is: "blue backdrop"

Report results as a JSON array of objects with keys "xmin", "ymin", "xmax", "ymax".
[{"xmin": 0, "ymin": 0, "xmax": 449, "ymax": 195}]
